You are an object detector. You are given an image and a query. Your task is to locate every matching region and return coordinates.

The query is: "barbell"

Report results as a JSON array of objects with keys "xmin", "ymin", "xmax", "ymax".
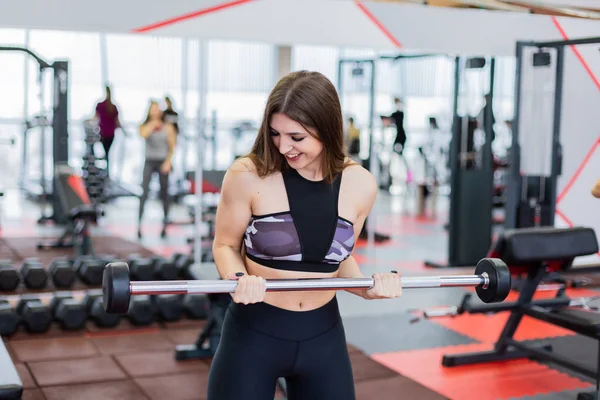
[{"xmin": 102, "ymin": 258, "xmax": 511, "ymax": 314}]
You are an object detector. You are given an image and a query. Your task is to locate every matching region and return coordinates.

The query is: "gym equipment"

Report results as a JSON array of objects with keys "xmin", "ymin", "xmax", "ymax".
[
  {"xmin": 182, "ymin": 294, "xmax": 209, "ymax": 319},
  {"xmin": 151, "ymin": 256, "xmax": 178, "ymax": 281},
  {"xmin": 504, "ymin": 43, "xmax": 561, "ymax": 230},
  {"xmin": 20, "ymin": 259, "xmax": 48, "ymax": 289},
  {"xmin": 49, "ymin": 292, "xmax": 87, "ymax": 330},
  {"xmin": 171, "ymin": 263, "xmax": 229, "ymax": 361},
  {"xmin": 83, "ymin": 289, "xmax": 120, "ymax": 328},
  {"xmin": 126, "ymin": 295, "xmax": 155, "ymax": 326},
  {"xmin": 15, "ymin": 295, "xmax": 53, "ymax": 333},
  {"xmin": 37, "ymin": 164, "xmax": 100, "ymax": 257},
  {"xmin": 0, "ymin": 46, "xmax": 69, "ymax": 225},
  {"xmin": 0, "ymin": 300, "xmax": 20, "ymax": 336},
  {"xmin": 411, "ymin": 292, "xmax": 599, "ymax": 323},
  {"xmin": 0, "ymin": 261, "xmax": 20, "ymax": 292},
  {"xmin": 337, "ymin": 57, "xmax": 394, "ymax": 246},
  {"xmin": 0, "ymin": 339, "xmax": 23, "ymax": 400},
  {"xmin": 102, "ymin": 258, "xmax": 511, "ymax": 314},
  {"xmin": 151, "ymin": 294, "xmax": 184, "ymax": 322},
  {"xmin": 426, "ymin": 56, "xmax": 496, "ymax": 268},
  {"xmin": 74, "ymin": 255, "xmax": 106, "ymax": 286},
  {"xmin": 442, "ymin": 226, "xmax": 600, "ymax": 400},
  {"xmin": 171, "ymin": 253, "xmax": 195, "ymax": 279},
  {"xmin": 127, "ymin": 254, "xmax": 154, "ymax": 281},
  {"xmin": 49, "ymin": 258, "xmax": 76, "ymax": 288}
]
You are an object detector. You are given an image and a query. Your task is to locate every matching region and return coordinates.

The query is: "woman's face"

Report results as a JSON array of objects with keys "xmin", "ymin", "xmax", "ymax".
[
  {"xmin": 270, "ymin": 113, "xmax": 324, "ymax": 173},
  {"xmin": 149, "ymin": 103, "xmax": 162, "ymax": 120}
]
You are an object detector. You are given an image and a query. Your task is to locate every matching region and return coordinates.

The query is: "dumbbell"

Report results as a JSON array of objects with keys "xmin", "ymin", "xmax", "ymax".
[
  {"xmin": 49, "ymin": 292, "xmax": 88, "ymax": 330},
  {"xmin": 171, "ymin": 253, "xmax": 194, "ymax": 279},
  {"xmin": 150, "ymin": 256, "xmax": 178, "ymax": 281},
  {"xmin": 0, "ymin": 300, "xmax": 20, "ymax": 336},
  {"xmin": 15, "ymin": 295, "xmax": 53, "ymax": 333},
  {"xmin": 83, "ymin": 289, "xmax": 120, "ymax": 328},
  {"xmin": 151, "ymin": 294, "xmax": 184, "ymax": 322},
  {"xmin": 49, "ymin": 258, "xmax": 76, "ymax": 288},
  {"xmin": 127, "ymin": 295, "xmax": 155, "ymax": 326},
  {"xmin": 0, "ymin": 260, "xmax": 20, "ymax": 291},
  {"xmin": 127, "ymin": 254, "xmax": 154, "ymax": 281},
  {"xmin": 74, "ymin": 255, "xmax": 106, "ymax": 285},
  {"xmin": 182, "ymin": 294, "xmax": 209, "ymax": 320},
  {"xmin": 20, "ymin": 258, "xmax": 48, "ymax": 289}
]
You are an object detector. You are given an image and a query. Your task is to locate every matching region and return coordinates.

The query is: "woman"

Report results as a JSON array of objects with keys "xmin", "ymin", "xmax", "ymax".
[
  {"xmin": 207, "ymin": 71, "xmax": 403, "ymax": 400},
  {"xmin": 94, "ymin": 85, "xmax": 123, "ymax": 178},
  {"xmin": 137, "ymin": 101, "xmax": 177, "ymax": 238}
]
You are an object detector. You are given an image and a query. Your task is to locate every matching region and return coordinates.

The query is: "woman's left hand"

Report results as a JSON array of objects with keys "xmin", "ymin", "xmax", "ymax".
[
  {"xmin": 364, "ymin": 271, "xmax": 402, "ymax": 300},
  {"xmin": 160, "ymin": 160, "xmax": 172, "ymax": 174}
]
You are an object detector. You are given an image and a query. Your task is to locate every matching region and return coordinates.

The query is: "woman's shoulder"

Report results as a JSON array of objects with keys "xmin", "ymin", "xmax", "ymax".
[
  {"xmin": 224, "ymin": 157, "xmax": 261, "ymax": 184},
  {"xmin": 342, "ymin": 161, "xmax": 377, "ymax": 195}
]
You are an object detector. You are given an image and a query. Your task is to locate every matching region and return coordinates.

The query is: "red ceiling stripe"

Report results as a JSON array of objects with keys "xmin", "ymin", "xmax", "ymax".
[
  {"xmin": 130, "ymin": 0, "xmax": 254, "ymax": 33},
  {"xmin": 355, "ymin": 0, "xmax": 402, "ymax": 48}
]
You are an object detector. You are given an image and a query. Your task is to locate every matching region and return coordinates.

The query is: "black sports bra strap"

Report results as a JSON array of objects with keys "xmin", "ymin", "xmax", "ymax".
[{"xmin": 282, "ymin": 169, "xmax": 342, "ymax": 263}]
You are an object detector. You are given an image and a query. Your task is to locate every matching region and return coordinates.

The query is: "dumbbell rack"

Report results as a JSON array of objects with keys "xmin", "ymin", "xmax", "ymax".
[{"xmin": 82, "ymin": 122, "xmax": 108, "ymax": 205}]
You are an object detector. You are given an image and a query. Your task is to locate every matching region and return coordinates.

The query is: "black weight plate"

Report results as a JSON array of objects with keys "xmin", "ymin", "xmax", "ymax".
[
  {"xmin": 475, "ymin": 258, "xmax": 511, "ymax": 303},
  {"xmin": 102, "ymin": 262, "xmax": 131, "ymax": 314}
]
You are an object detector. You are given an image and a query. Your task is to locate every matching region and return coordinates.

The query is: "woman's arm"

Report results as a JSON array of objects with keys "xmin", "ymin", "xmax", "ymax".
[
  {"xmin": 139, "ymin": 121, "xmax": 155, "ymax": 138},
  {"xmin": 593, "ymin": 178, "xmax": 600, "ymax": 198},
  {"xmin": 337, "ymin": 167, "xmax": 378, "ymax": 298},
  {"xmin": 212, "ymin": 158, "xmax": 255, "ymax": 279},
  {"xmin": 165, "ymin": 124, "xmax": 177, "ymax": 164}
]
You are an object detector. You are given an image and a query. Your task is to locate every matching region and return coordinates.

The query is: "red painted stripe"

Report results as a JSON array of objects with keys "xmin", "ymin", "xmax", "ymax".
[
  {"xmin": 555, "ymin": 208, "xmax": 573, "ymax": 227},
  {"xmin": 355, "ymin": 0, "xmax": 402, "ymax": 48},
  {"xmin": 551, "ymin": 16, "xmax": 600, "ymax": 91},
  {"xmin": 556, "ymin": 138, "xmax": 600, "ymax": 204},
  {"xmin": 131, "ymin": 0, "xmax": 254, "ymax": 33}
]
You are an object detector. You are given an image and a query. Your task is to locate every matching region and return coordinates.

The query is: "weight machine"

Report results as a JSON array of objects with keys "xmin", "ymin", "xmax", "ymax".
[
  {"xmin": 426, "ymin": 56, "xmax": 497, "ymax": 268},
  {"xmin": 0, "ymin": 46, "xmax": 70, "ymax": 225}
]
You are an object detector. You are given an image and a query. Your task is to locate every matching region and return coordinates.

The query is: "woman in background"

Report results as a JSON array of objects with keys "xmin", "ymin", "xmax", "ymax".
[
  {"xmin": 138, "ymin": 101, "xmax": 177, "ymax": 238},
  {"xmin": 94, "ymin": 85, "xmax": 123, "ymax": 177}
]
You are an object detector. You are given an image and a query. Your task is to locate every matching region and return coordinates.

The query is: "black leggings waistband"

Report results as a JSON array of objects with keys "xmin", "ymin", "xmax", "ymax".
[{"xmin": 228, "ymin": 296, "xmax": 341, "ymax": 342}]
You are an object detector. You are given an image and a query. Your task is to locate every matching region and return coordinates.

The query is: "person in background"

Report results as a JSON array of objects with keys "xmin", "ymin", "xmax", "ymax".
[
  {"xmin": 346, "ymin": 117, "xmax": 360, "ymax": 161},
  {"xmin": 94, "ymin": 85, "xmax": 123, "ymax": 177},
  {"xmin": 163, "ymin": 96, "xmax": 179, "ymax": 135},
  {"xmin": 138, "ymin": 101, "xmax": 177, "ymax": 239},
  {"xmin": 592, "ymin": 178, "xmax": 600, "ymax": 198},
  {"xmin": 381, "ymin": 97, "xmax": 412, "ymax": 184}
]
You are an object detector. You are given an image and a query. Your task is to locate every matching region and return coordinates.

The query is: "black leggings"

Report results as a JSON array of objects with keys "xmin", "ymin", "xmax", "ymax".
[
  {"xmin": 207, "ymin": 296, "xmax": 355, "ymax": 400},
  {"xmin": 100, "ymin": 135, "xmax": 115, "ymax": 177},
  {"xmin": 138, "ymin": 159, "xmax": 169, "ymax": 222}
]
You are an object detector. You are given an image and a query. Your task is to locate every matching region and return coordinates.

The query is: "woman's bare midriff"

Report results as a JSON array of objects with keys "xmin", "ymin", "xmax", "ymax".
[{"xmin": 245, "ymin": 256, "xmax": 339, "ymax": 312}]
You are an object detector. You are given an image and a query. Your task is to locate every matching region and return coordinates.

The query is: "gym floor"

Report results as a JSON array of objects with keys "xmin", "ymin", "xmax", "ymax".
[{"xmin": 0, "ymin": 185, "xmax": 598, "ymax": 400}]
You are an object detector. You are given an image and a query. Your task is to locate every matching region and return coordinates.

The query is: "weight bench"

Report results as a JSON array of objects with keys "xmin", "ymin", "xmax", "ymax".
[
  {"xmin": 0, "ymin": 339, "xmax": 22, "ymax": 399},
  {"xmin": 443, "ymin": 226, "xmax": 600, "ymax": 400},
  {"xmin": 38, "ymin": 163, "xmax": 100, "ymax": 256}
]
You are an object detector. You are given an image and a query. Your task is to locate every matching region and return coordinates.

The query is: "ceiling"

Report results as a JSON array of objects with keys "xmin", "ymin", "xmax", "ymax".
[
  {"xmin": 0, "ymin": 0, "xmax": 598, "ymax": 56},
  {"xmin": 374, "ymin": 0, "xmax": 600, "ymax": 19}
]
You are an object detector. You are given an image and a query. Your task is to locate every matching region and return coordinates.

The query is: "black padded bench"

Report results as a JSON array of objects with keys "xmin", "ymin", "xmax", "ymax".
[
  {"xmin": 443, "ymin": 226, "xmax": 600, "ymax": 400},
  {"xmin": 38, "ymin": 163, "xmax": 100, "ymax": 256},
  {"xmin": 0, "ymin": 339, "xmax": 22, "ymax": 399}
]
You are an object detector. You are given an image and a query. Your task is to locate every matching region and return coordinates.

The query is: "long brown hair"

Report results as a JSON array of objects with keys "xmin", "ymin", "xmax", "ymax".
[{"xmin": 246, "ymin": 70, "xmax": 351, "ymax": 184}]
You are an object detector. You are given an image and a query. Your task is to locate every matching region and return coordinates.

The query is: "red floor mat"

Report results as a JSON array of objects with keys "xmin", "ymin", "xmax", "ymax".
[{"xmin": 372, "ymin": 343, "xmax": 591, "ymax": 400}]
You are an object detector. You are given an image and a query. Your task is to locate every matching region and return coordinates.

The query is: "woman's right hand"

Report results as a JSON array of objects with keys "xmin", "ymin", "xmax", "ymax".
[{"xmin": 225, "ymin": 272, "xmax": 266, "ymax": 304}]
